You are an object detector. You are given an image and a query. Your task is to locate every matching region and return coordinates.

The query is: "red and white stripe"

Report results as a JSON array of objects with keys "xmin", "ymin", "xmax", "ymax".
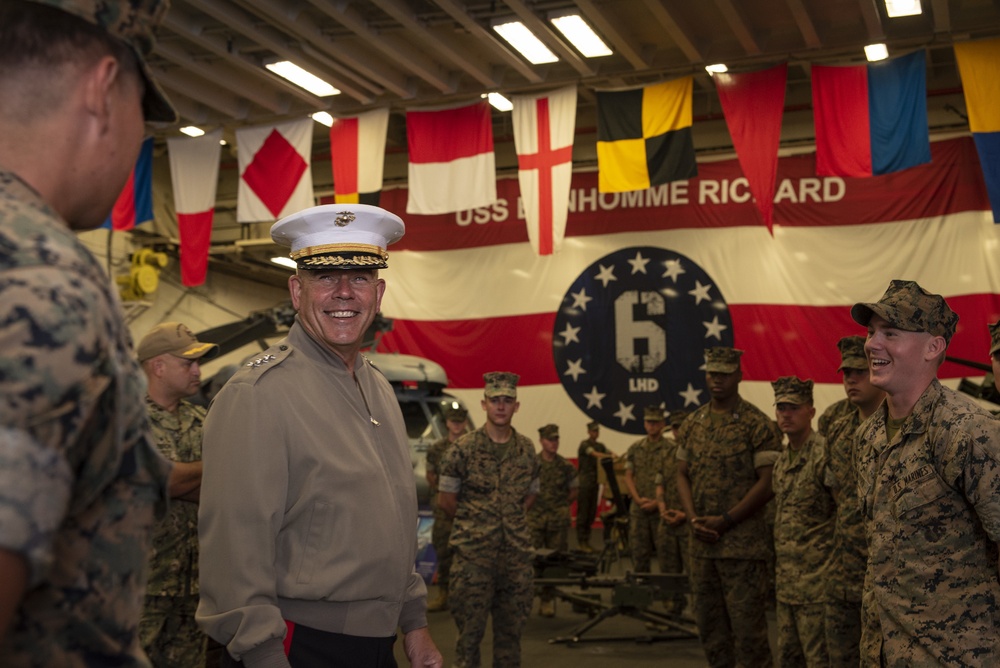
[{"xmin": 167, "ymin": 129, "xmax": 221, "ymax": 287}]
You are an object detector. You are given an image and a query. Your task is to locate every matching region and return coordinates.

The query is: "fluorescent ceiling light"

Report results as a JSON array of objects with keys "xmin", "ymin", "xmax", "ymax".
[
  {"xmin": 705, "ymin": 63, "xmax": 728, "ymax": 74},
  {"xmin": 179, "ymin": 126, "xmax": 205, "ymax": 137},
  {"xmin": 885, "ymin": 0, "xmax": 922, "ymax": 17},
  {"xmin": 484, "ymin": 92, "xmax": 513, "ymax": 112},
  {"xmin": 492, "ymin": 21, "xmax": 558, "ymax": 65},
  {"xmin": 270, "ymin": 256, "xmax": 297, "ymax": 269},
  {"xmin": 311, "ymin": 111, "xmax": 334, "ymax": 127},
  {"xmin": 865, "ymin": 43, "xmax": 889, "ymax": 61},
  {"xmin": 265, "ymin": 61, "xmax": 340, "ymax": 97},
  {"xmin": 549, "ymin": 14, "xmax": 612, "ymax": 58}
]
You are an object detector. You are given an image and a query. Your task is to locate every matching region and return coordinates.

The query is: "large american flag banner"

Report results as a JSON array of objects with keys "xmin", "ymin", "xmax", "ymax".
[{"xmin": 375, "ymin": 137, "xmax": 999, "ymax": 454}]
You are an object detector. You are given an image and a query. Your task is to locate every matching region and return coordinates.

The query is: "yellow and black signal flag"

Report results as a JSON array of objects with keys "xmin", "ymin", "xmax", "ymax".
[{"xmin": 596, "ymin": 77, "xmax": 697, "ymax": 193}]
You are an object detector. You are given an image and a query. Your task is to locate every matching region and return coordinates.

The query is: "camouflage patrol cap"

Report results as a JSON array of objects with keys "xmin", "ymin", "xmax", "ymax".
[
  {"xmin": 705, "ymin": 347, "xmax": 743, "ymax": 373},
  {"xmin": 586, "ymin": 420, "xmax": 600, "ymax": 430},
  {"xmin": 851, "ymin": 280, "xmax": 959, "ymax": 343},
  {"xmin": 271, "ymin": 204, "xmax": 405, "ymax": 270},
  {"xmin": 668, "ymin": 409, "xmax": 689, "ymax": 429},
  {"xmin": 444, "ymin": 406, "xmax": 468, "ymax": 422},
  {"xmin": 990, "ymin": 320, "xmax": 1000, "ymax": 356},
  {"xmin": 538, "ymin": 424, "xmax": 559, "ymax": 440},
  {"xmin": 137, "ymin": 322, "xmax": 219, "ymax": 362},
  {"xmin": 643, "ymin": 405, "xmax": 665, "ymax": 422},
  {"xmin": 31, "ymin": 0, "xmax": 177, "ymax": 123},
  {"xmin": 484, "ymin": 371, "xmax": 519, "ymax": 398},
  {"xmin": 837, "ymin": 335, "xmax": 868, "ymax": 371},
  {"xmin": 771, "ymin": 376, "xmax": 814, "ymax": 405}
]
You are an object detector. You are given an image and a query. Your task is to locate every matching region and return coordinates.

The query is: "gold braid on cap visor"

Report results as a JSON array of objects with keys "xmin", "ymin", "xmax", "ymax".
[{"xmin": 291, "ymin": 243, "xmax": 388, "ymax": 267}]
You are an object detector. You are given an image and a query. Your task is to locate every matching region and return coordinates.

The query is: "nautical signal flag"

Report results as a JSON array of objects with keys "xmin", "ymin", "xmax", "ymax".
[
  {"xmin": 330, "ymin": 108, "xmax": 389, "ymax": 206},
  {"xmin": 406, "ymin": 101, "xmax": 496, "ymax": 215},
  {"xmin": 596, "ymin": 77, "xmax": 697, "ymax": 193},
  {"xmin": 104, "ymin": 136, "xmax": 154, "ymax": 230},
  {"xmin": 236, "ymin": 118, "xmax": 314, "ymax": 222},
  {"xmin": 512, "ymin": 86, "xmax": 577, "ymax": 256},
  {"xmin": 954, "ymin": 37, "xmax": 1000, "ymax": 223},
  {"xmin": 167, "ymin": 129, "xmax": 222, "ymax": 287},
  {"xmin": 812, "ymin": 50, "xmax": 931, "ymax": 178}
]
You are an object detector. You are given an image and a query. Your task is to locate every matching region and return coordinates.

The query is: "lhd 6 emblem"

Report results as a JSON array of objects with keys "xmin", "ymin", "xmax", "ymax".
[{"xmin": 552, "ymin": 246, "xmax": 734, "ymax": 434}]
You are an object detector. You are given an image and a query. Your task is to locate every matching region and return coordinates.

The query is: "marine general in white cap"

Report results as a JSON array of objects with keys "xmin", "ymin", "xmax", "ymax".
[{"xmin": 271, "ymin": 203, "xmax": 405, "ymax": 270}]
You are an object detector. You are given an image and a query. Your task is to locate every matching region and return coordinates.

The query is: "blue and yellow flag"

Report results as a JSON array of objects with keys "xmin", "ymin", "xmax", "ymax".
[
  {"xmin": 596, "ymin": 77, "xmax": 697, "ymax": 193},
  {"xmin": 954, "ymin": 37, "xmax": 1000, "ymax": 222}
]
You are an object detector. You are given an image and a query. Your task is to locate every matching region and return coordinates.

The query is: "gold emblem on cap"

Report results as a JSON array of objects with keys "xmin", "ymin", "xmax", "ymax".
[{"xmin": 335, "ymin": 212, "xmax": 356, "ymax": 227}]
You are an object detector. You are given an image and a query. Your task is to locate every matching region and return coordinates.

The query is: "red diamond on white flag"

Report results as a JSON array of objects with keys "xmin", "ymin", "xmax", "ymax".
[{"xmin": 237, "ymin": 118, "xmax": 314, "ymax": 222}]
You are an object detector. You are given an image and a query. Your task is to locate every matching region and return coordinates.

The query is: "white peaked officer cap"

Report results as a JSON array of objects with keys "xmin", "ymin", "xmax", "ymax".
[{"xmin": 270, "ymin": 204, "xmax": 405, "ymax": 270}]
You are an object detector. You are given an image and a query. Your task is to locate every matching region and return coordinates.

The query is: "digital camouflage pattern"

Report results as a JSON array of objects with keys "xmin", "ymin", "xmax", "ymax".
[
  {"xmin": 626, "ymin": 434, "xmax": 665, "ymax": 571},
  {"xmin": 990, "ymin": 319, "xmax": 1000, "ymax": 356},
  {"xmin": 527, "ymin": 453, "xmax": 577, "ymax": 551},
  {"xmin": 575, "ymin": 436, "xmax": 608, "ymax": 545},
  {"xmin": 0, "ymin": 171, "xmax": 171, "ymax": 666},
  {"xmin": 426, "ymin": 435, "xmax": 456, "ymax": 587},
  {"xmin": 823, "ymin": 410, "xmax": 866, "ymax": 668},
  {"xmin": 690, "ymin": 557, "xmax": 772, "ymax": 668},
  {"xmin": 857, "ymin": 379, "xmax": 1000, "ymax": 667},
  {"xmin": 139, "ymin": 397, "xmax": 206, "ymax": 667},
  {"xmin": 771, "ymin": 376, "xmax": 813, "ymax": 405},
  {"xmin": 816, "ymin": 397, "xmax": 853, "ymax": 439},
  {"xmin": 655, "ymin": 436, "xmax": 687, "ymax": 612},
  {"xmin": 772, "ymin": 430, "xmax": 835, "ymax": 605},
  {"xmin": 704, "ymin": 346, "xmax": 743, "ymax": 373},
  {"xmin": 441, "ymin": 426, "xmax": 538, "ymax": 668},
  {"xmin": 776, "ymin": 601, "xmax": 827, "ymax": 668},
  {"xmin": 851, "ymin": 278, "xmax": 959, "ymax": 342},
  {"xmin": 676, "ymin": 398, "xmax": 781, "ymax": 560},
  {"xmin": 772, "ymin": 430, "xmax": 834, "ymax": 667}
]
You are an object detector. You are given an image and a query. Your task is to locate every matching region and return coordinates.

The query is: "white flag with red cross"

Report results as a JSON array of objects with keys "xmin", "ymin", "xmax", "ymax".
[{"xmin": 512, "ymin": 86, "xmax": 577, "ymax": 255}]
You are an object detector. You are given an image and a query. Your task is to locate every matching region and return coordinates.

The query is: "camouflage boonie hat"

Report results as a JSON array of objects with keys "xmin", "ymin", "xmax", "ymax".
[
  {"xmin": 643, "ymin": 405, "xmax": 665, "ymax": 421},
  {"xmin": 837, "ymin": 335, "xmax": 868, "ymax": 371},
  {"xmin": 538, "ymin": 424, "xmax": 559, "ymax": 440},
  {"xmin": 444, "ymin": 406, "xmax": 468, "ymax": 422},
  {"xmin": 851, "ymin": 279, "xmax": 959, "ymax": 343},
  {"xmin": 137, "ymin": 322, "xmax": 219, "ymax": 362},
  {"xmin": 31, "ymin": 0, "xmax": 177, "ymax": 123},
  {"xmin": 771, "ymin": 376, "xmax": 814, "ymax": 405},
  {"xmin": 668, "ymin": 409, "xmax": 689, "ymax": 429},
  {"xmin": 990, "ymin": 320, "xmax": 1000, "ymax": 356},
  {"xmin": 483, "ymin": 371, "xmax": 519, "ymax": 398},
  {"xmin": 705, "ymin": 347, "xmax": 743, "ymax": 373},
  {"xmin": 586, "ymin": 420, "xmax": 600, "ymax": 430}
]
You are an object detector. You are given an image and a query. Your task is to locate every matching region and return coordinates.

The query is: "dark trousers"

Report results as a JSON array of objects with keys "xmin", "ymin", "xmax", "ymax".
[{"xmin": 220, "ymin": 624, "xmax": 397, "ymax": 668}]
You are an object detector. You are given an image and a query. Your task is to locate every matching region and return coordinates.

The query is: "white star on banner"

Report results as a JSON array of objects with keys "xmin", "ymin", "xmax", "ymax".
[
  {"xmin": 688, "ymin": 280, "xmax": 712, "ymax": 305},
  {"xmin": 662, "ymin": 259, "xmax": 685, "ymax": 283},
  {"xmin": 679, "ymin": 383, "xmax": 703, "ymax": 406},
  {"xmin": 565, "ymin": 358, "xmax": 586, "ymax": 381},
  {"xmin": 559, "ymin": 323, "xmax": 581, "ymax": 344},
  {"xmin": 627, "ymin": 251, "xmax": 651, "ymax": 275},
  {"xmin": 583, "ymin": 386, "xmax": 606, "ymax": 409},
  {"xmin": 703, "ymin": 316, "xmax": 728, "ymax": 340},
  {"xmin": 595, "ymin": 264, "xmax": 617, "ymax": 288},
  {"xmin": 570, "ymin": 288, "xmax": 593, "ymax": 311},
  {"xmin": 614, "ymin": 401, "xmax": 636, "ymax": 426}
]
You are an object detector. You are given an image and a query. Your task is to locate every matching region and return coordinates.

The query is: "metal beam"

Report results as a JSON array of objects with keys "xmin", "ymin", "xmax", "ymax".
[
  {"xmin": 858, "ymin": 0, "xmax": 885, "ymax": 41},
  {"xmin": 575, "ymin": 0, "xmax": 649, "ymax": 70},
  {"xmin": 368, "ymin": 0, "xmax": 499, "ymax": 88},
  {"xmin": 715, "ymin": 0, "xmax": 760, "ymax": 55},
  {"xmin": 931, "ymin": 0, "xmax": 951, "ymax": 33},
  {"xmin": 640, "ymin": 0, "xmax": 703, "ymax": 63},
  {"xmin": 783, "ymin": 0, "xmax": 822, "ymax": 48},
  {"xmin": 153, "ymin": 66, "xmax": 251, "ymax": 119}
]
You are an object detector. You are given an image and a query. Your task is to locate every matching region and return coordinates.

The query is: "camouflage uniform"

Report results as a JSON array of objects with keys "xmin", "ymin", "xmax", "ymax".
[
  {"xmin": 856, "ymin": 380, "xmax": 1000, "ymax": 667},
  {"xmin": 823, "ymin": 410, "xmax": 867, "ymax": 668},
  {"xmin": 426, "ymin": 435, "xmax": 456, "ymax": 589},
  {"xmin": 0, "ymin": 171, "xmax": 171, "ymax": 666},
  {"xmin": 528, "ymin": 452, "xmax": 578, "ymax": 552},
  {"xmin": 139, "ymin": 397, "xmax": 208, "ymax": 668},
  {"xmin": 655, "ymin": 435, "xmax": 688, "ymax": 613},
  {"xmin": 677, "ymin": 398, "xmax": 781, "ymax": 668},
  {"xmin": 625, "ymin": 435, "xmax": 666, "ymax": 572},
  {"xmin": 576, "ymin": 435, "xmax": 609, "ymax": 546},
  {"xmin": 772, "ymin": 431, "xmax": 835, "ymax": 668},
  {"xmin": 817, "ymin": 397, "xmax": 853, "ymax": 440},
  {"xmin": 441, "ymin": 426, "xmax": 539, "ymax": 668}
]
